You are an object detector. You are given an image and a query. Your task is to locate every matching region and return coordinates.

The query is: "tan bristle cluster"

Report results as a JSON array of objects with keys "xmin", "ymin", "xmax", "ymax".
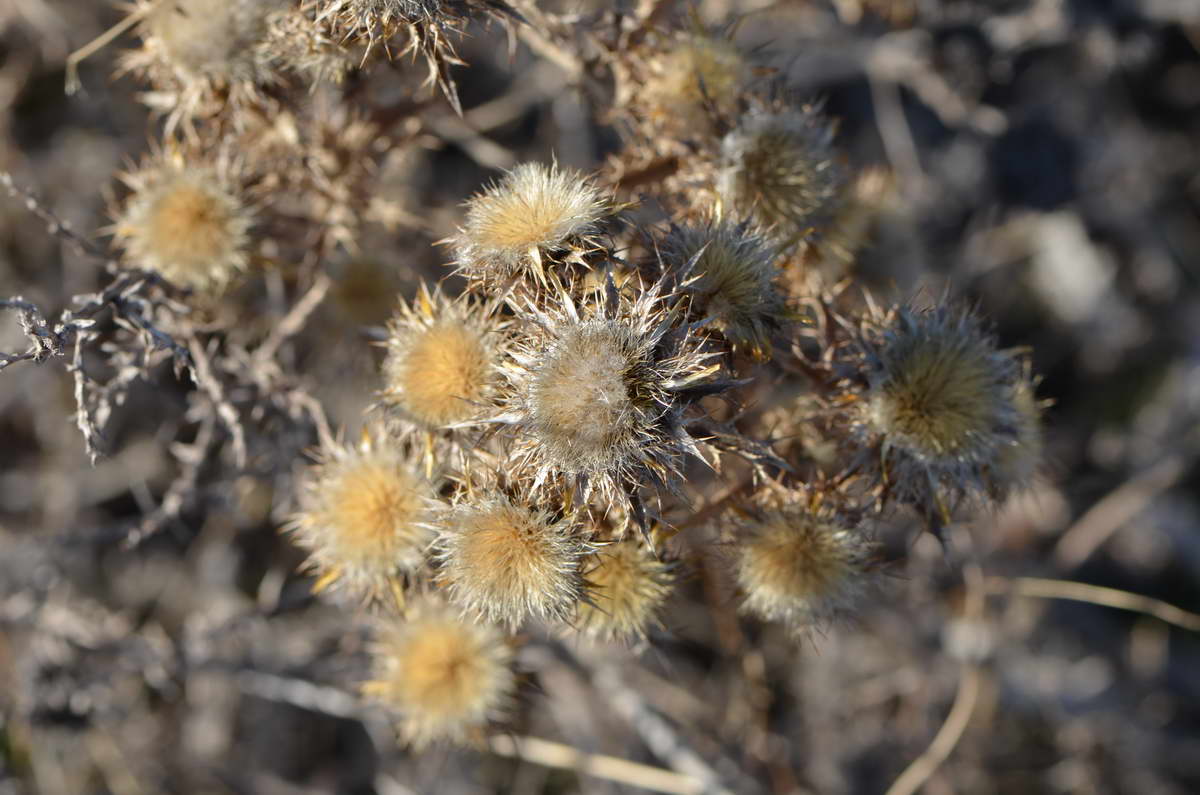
[
  {"xmin": 453, "ymin": 162, "xmax": 612, "ymax": 288},
  {"xmin": 434, "ymin": 496, "xmax": 586, "ymax": 628},
  {"xmin": 497, "ymin": 282, "xmax": 717, "ymax": 507},
  {"xmin": 363, "ymin": 597, "xmax": 515, "ymax": 747},
  {"xmin": 735, "ymin": 504, "xmax": 876, "ymax": 630},
  {"xmin": 662, "ymin": 220, "xmax": 787, "ymax": 357},
  {"xmin": 286, "ymin": 433, "xmax": 434, "ymax": 604},
  {"xmin": 577, "ymin": 539, "xmax": 673, "ymax": 642},
  {"xmin": 112, "ymin": 149, "xmax": 252, "ymax": 291},
  {"xmin": 641, "ymin": 36, "xmax": 746, "ymax": 134},
  {"xmin": 719, "ymin": 106, "xmax": 843, "ymax": 237},
  {"xmin": 859, "ymin": 307, "xmax": 1021, "ymax": 508},
  {"xmin": 991, "ymin": 368, "xmax": 1045, "ymax": 495},
  {"xmin": 379, "ymin": 285, "xmax": 503, "ymax": 430}
]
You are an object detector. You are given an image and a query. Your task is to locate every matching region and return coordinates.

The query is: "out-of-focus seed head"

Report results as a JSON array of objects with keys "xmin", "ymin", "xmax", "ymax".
[
  {"xmin": 860, "ymin": 307, "xmax": 1020, "ymax": 506},
  {"xmin": 576, "ymin": 539, "xmax": 673, "ymax": 642},
  {"xmin": 380, "ymin": 284, "xmax": 505, "ymax": 430},
  {"xmin": 735, "ymin": 501, "xmax": 876, "ymax": 629},
  {"xmin": 661, "ymin": 220, "xmax": 787, "ymax": 358},
  {"xmin": 640, "ymin": 35, "xmax": 746, "ymax": 135},
  {"xmin": 285, "ymin": 431, "xmax": 434, "ymax": 605},
  {"xmin": 990, "ymin": 367, "xmax": 1044, "ymax": 497},
  {"xmin": 363, "ymin": 597, "xmax": 515, "ymax": 747},
  {"xmin": 316, "ymin": 0, "xmax": 518, "ymax": 112},
  {"xmin": 498, "ymin": 281, "xmax": 718, "ymax": 506},
  {"xmin": 121, "ymin": 0, "xmax": 283, "ymax": 129},
  {"xmin": 112, "ymin": 148, "xmax": 252, "ymax": 291},
  {"xmin": 434, "ymin": 495, "xmax": 586, "ymax": 629},
  {"xmin": 452, "ymin": 162, "xmax": 613, "ymax": 289},
  {"xmin": 719, "ymin": 106, "xmax": 842, "ymax": 237}
]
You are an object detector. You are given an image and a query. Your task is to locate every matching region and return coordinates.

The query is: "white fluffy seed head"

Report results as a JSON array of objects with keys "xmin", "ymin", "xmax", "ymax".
[
  {"xmin": 363, "ymin": 597, "xmax": 515, "ymax": 747},
  {"xmin": 434, "ymin": 495, "xmax": 586, "ymax": 629},
  {"xmin": 453, "ymin": 162, "xmax": 612, "ymax": 286}
]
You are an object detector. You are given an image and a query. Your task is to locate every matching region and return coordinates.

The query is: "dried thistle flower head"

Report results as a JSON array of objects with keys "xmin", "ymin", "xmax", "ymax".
[
  {"xmin": 363, "ymin": 597, "xmax": 515, "ymax": 747},
  {"xmin": 719, "ymin": 105, "xmax": 842, "ymax": 237},
  {"xmin": 453, "ymin": 162, "xmax": 613, "ymax": 289},
  {"xmin": 121, "ymin": 0, "xmax": 283, "ymax": 128},
  {"xmin": 577, "ymin": 539, "xmax": 673, "ymax": 642},
  {"xmin": 434, "ymin": 495, "xmax": 586, "ymax": 629},
  {"xmin": 286, "ymin": 431, "xmax": 434, "ymax": 604},
  {"xmin": 380, "ymin": 284, "xmax": 504, "ymax": 430},
  {"xmin": 112, "ymin": 148, "xmax": 252, "ymax": 291},
  {"xmin": 640, "ymin": 35, "xmax": 746, "ymax": 134},
  {"xmin": 859, "ymin": 307, "xmax": 1021, "ymax": 510},
  {"xmin": 662, "ymin": 220, "xmax": 788, "ymax": 358},
  {"xmin": 498, "ymin": 281, "xmax": 718, "ymax": 505},
  {"xmin": 735, "ymin": 501, "xmax": 876, "ymax": 629}
]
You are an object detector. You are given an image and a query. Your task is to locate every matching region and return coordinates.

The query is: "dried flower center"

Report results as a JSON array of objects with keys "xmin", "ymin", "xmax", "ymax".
[
  {"xmin": 396, "ymin": 625, "xmax": 489, "ymax": 717},
  {"xmin": 742, "ymin": 520, "xmax": 848, "ymax": 601},
  {"xmin": 144, "ymin": 182, "xmax": 238, "ymax": 270},
  {"xmin": 869, "ymin": 339, "xmax": 998, "ymax": 457},
  {"xmin": 457, "ymin": 504, "xmax": 550, "ymax": 578},
  {"xmin": 393, "ymin": 322, "xmax": 491, "ymax": 426},
  {"xmin": 325, "ymin": 461, "xmax": 425, "ymax": 563},
  {"xmin": 530, "ymin": 323, "xmax": 635, "ymax": 461}
]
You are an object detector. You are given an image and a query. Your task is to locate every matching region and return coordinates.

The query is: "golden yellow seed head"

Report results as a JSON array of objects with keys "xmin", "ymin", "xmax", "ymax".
[
  {"xmin": 115, "ymin": 159, "xmax": 251, "ymax": 291},
  {"xmin": 736, "ymin": 509, "xmax": 874, "ymax": 628},
  {"xmin": 435, "ymin": 497, "xmax": 585, "ymax": 628},
  {"xmin": 363, "ymin": 599, "xmax": 514, "ymax": 747},
  {"xmin": 577, "ymin": 540, "xmax": 673, "ymax": 642},
  {"xmin": 384, "ymin": 322, "xmax": 491, "ymax": 428},
  {"xmin": 454, "ymin": 162, "xmax": 610, "ymax": 279},
  {"xmin": 286, "ymin": 440, "xmax": 433, "ymax": 603}
]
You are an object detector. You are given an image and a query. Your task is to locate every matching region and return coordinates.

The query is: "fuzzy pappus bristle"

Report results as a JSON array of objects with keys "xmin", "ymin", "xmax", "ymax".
[{"xmin": 362, "ymin": 596, "xmax": 516, "ymax": 747}]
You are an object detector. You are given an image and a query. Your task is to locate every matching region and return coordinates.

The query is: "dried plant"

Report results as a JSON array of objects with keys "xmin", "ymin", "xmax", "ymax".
[{"xmin": 7, "ymin": 1, "xmax": 1105, "ymax": 788}]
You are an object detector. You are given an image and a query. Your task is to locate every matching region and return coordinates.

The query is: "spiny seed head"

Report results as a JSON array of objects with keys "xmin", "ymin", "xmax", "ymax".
[
  {"xmin": 719, "ymin": 105, "xmax": 842, "ymax": 236},
  {"xmin": 499, "ymin": 282, "xmax": 716, "ymax": 504},
  {"xmin": 380, "ymin": 284, "xmax": 504, "ymax": 430},
  {"xmin": 990, "ymin": 368, "xmax": 1044, "ymax": 496},
  {"xmin": 434, "ymin": 495, "xmax": 586, "ymax": 629},
  {"xmin": 453, "ymin": 162, "xmax": 612, "ymax": 287},
  {"xmin": 112, "ymin": 149, "xmax": 252, "ymax": 291},
  {"xmin": 735, "ymin": 503, "xmax": 876, "ymax": 629},
  {"xmin": 641, "ymin": 36, "xmax": 746, "ymax": 133},
  {"xmin": 143, "ymin": 0, "xmax": 281, "ymax": 82},
  {"xmin": 363, "ymin": 597, "xmax": 515, "ymax": 747},
  {"xmin": 861, "ymin": 307, "xmax": 1020, "ymax": 499},
  {"xmin": 286, "ymin": 433, "xmax": 434, "ymax": 604},
  {"xmin": 576, "ymin": 539, "xmax": 673, "ymax": 643},
  {"xmin": 662, "ymin": 220, "xmax": 787, "ymax": 358}
]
